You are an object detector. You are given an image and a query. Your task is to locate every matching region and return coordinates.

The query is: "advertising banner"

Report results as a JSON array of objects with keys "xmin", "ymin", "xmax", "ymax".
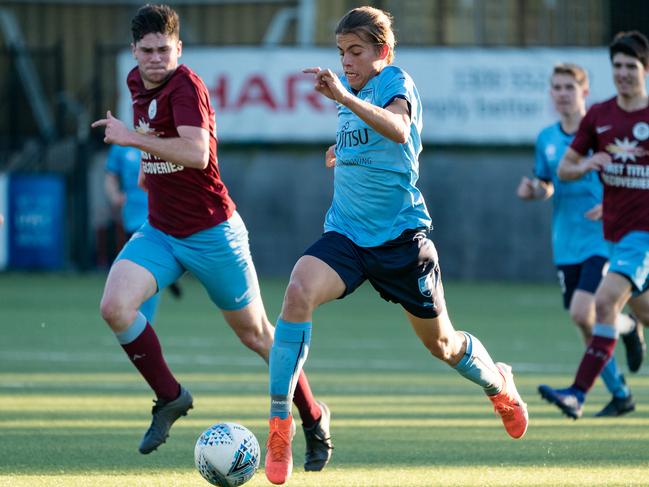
[{"xmin": 117, "ymin": 47, "xmax": 616, "ymax": 144}]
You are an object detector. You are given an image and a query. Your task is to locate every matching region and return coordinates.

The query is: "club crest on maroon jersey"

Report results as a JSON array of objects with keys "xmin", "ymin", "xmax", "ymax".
[
  {"xmin": 148, "ymin": 99, "xmax": 157, "ymax": 119},
  {"xmin": 632, "ymin": 121, "xmax": 649, "ymax": 141}
]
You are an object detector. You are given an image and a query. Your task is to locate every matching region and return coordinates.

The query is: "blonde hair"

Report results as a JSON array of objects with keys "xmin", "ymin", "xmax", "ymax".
[
  {"xmin": 552, "ymin": 63, "xmax": 589, "ymax": 89},
  {"xmin": 335, "ymin": 6, "xmax": 396, "ymax": 64}
]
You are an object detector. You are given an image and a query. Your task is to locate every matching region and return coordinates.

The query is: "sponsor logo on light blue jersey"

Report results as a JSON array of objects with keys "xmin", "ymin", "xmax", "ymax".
[{"xmin": 324, "ymin": 66, "xmax": 431, "ymax": 247}]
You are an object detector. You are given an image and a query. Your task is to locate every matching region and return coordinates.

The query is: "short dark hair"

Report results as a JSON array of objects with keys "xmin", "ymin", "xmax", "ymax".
[
  {"xmin": 131, "ymin": 4, "xmax": 180, "ymax": 44},
  {"xmin": 609, "ymin": 30, "xmax": 649, "ymax": 67}
]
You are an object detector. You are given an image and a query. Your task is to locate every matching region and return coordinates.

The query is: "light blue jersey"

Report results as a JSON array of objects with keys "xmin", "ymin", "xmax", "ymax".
[
  {"xmin": 106, "ymin": 145, "xmax": 147, "ymax": 233},
  {"xmin": 534, "ymin": 122, "xmax": 608, "ymax": 265},
  {"xmin": 324, "ymin": 65, "xmax": 431, "ymax": 247}
]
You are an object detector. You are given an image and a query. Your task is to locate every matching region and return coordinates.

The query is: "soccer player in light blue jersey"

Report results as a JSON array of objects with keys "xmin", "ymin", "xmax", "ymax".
[
  {"xmin": 517, "ymin": 64, "xmax": 644, "ymax": 417},
  {"xmin": 264, "ymin": 7, "xmax": 528, "ymax": 485}
]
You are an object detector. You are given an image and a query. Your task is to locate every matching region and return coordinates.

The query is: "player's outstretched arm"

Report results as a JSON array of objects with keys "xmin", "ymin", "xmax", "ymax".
[
  {"xmin": 516, "ymin": 176, "xmax": 553, "ymax": 200},
  {"xmin": 91, "ymin": 111, "xmax": 210, "ymax": 169},
  {"xmin": 136, "ymin": 125, "xmax": 210, "ymax": 169},
  {"xmin": 558, "ymin": 148, "xmax": 610, "ymax": 181},
  {"xmin": 303, "ymin": 67, "xmax": 410, "ymax": 144}
]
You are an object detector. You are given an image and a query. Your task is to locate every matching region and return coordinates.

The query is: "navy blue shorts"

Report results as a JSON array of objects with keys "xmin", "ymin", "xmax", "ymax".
[
  {"xmin": 303, "ymin": 229, "xmax": 444, "ymax": 318},
  {"xmin": 556, "ymin": 255, "xmax": 607, "ymax": 309}
]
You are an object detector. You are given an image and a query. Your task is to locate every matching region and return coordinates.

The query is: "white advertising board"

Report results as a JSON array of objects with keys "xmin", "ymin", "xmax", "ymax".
[{"xmin": 117, "ymin": 47, "xmax": 617, "ymax": 144}]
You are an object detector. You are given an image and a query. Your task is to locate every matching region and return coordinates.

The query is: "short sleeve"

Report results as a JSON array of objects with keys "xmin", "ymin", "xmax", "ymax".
[
  {"xmin": 378, "ymin": 67, "xmax": 411, "ymax": 109},
  {"xmin": 170, "ymin": 74, "xmax": 211, "ymax": 130}
]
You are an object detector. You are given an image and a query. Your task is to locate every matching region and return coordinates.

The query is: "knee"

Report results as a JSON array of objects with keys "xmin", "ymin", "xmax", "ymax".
[
  {"xmin": 570, "ymin": 309, "xmax": 593, "ymax": 332},
  {"xmin": 100, "ymin": 296, "xmax": 136, "ymax": 331},
  {"xmin": 238, "ymin": 326, "xmax": 270, "ymax": 356},
  {"xmin": 283, "ymin": 280, "xmax": 316, "ymax": 316},
  {"xmin": 595, "ymin": 297, "xmax": 617, "ymax": 323}
]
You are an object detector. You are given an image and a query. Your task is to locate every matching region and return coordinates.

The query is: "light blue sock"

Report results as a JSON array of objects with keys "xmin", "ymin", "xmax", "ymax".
[
  {"xmin": 114, "ymin": 311, "xmax": 148, "ymax": 345},
  {"xmin": 453, "ymin": 332, "xmax": 503, "ymax": 395},
  {"xmin": 269, "ymin": 319, "xmax": 312, "ymax": 419},
  {"xmin": 139, "ymin": 293, "xmax": 161, "ymax": 324},
  {"xmin": 600, "ymin": 357, "xmax": 630, "ymax": 399}
]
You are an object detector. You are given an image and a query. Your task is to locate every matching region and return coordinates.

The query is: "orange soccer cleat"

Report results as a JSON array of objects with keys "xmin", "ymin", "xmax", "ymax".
[
  {"xmin": 488, "ymin": 362, "xmax": 529, "ymax": 439},
  {"xmin": 265, "ymin": 415, "xmax": 296, "ymax": 485}
]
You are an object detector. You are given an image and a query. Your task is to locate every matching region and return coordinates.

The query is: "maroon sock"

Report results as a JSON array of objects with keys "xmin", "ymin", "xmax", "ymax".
[
  {"xmin": 573, "ymin": 334, "xmax": 617, "ymax": 392},
  {"xmin": 293, "ymin": 370, "xmax": 322, "ymax": 428},
  {"xmin": 121, "ymin": 323, "xmax": 180, "ymax": 401}
]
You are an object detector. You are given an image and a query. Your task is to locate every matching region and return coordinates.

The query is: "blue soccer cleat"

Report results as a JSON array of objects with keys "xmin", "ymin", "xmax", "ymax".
[{"xmin": 538, "ymin": 384, "xmax": 584, "ymax": 419}]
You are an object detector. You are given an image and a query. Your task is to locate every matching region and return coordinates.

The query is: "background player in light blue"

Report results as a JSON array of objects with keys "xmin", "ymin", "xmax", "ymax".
[
  {"xmin": 105, "ymin": 144, "xmax": 182, "ymax": 323},
  {"xmin": 105, "ymin": 145, "xmax": 148, "ymax": 237},
  {"xmin": 516, "ymin": 63, "xmax": 643, "ymax": 416},
  {"xmin": 265, "ymin": 7, "xmax": 528, "ymax": 485}
]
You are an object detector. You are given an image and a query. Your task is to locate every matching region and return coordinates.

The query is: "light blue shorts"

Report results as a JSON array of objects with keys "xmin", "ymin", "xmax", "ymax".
[
  {"xmin": 608, "ymin": 231, "xmax": 649, "ymax": 295},
  {"xmin": 117, "ymin": 211, "xmax": 260, "ymax": 310}
]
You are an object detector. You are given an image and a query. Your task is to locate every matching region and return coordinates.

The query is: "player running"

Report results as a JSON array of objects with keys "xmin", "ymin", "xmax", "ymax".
[
  {"xmin": 263, "ymin": 6, "xmax": 528, "ymax": 485},
  {"xmin": 539, "ymin": 31, "xmax": 649, "ymax": 419},
  {"xmin": 91, "ymin": 4, "xmax": 333, "ymax": 470},
  {"xmin": 105, "ymin": 145, "xmax": 181, "ymax": 323},
  {"xmin": 517, "ymin": 63, "xmax": 643, "ymax": 417}
]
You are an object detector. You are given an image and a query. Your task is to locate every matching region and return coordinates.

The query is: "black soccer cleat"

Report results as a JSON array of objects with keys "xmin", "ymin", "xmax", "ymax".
[
  {"xmin": 621, "ymin": 317, "xmax": 645, "ymax": 373},
  {"xmin": 538, "ymin": 384, "xmax": 584, "ymax": 420},
  {"xmin": 594, "ymin": 394, "xmax": 636, "ymax": 417},
  {"xmin": 139, "ymin": 386, "xmax": 193, "ymax": 454},
  {"xmin": 302, "ymin": 400, "xmax": 333, "ymax": 471}
]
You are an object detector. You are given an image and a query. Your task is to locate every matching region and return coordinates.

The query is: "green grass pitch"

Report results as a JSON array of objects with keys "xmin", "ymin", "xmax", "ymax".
[{"xmin": 1, "ymin": 273, "xmax": 648, "ymax": 486}]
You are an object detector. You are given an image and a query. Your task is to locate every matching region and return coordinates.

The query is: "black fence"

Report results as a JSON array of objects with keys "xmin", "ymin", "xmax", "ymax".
[{"xmin": 0, "ymin": 45, "xmax": 63, "ymax": 159}]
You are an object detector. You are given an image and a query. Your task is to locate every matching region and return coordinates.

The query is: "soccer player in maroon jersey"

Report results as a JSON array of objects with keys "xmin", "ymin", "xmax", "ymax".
[
  {"xmin": 91, "ymin": 5, "xmax": 333, "ymax": 467},
  {"xmin": 518, "ymin": 64, "xmax": 641, "ymax": 417},
  {"xmin": 539, "ymin": 31, "xmax": 649, "ymax": 419}
]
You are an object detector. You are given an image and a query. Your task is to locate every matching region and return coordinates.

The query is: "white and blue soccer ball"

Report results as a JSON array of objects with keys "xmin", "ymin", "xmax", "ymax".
[{"xmin": 194, "ymin": 422, "xmax": 260, "ymax": 487}]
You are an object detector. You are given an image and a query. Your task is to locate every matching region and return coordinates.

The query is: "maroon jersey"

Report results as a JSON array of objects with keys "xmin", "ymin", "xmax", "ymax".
[
  {"xmin": 571, "ymin": 97, "xmax": 649, "ymax": 242},
  {"xmin": 127, "ymin": 64, "xmax": 235, "ymax": 237}
]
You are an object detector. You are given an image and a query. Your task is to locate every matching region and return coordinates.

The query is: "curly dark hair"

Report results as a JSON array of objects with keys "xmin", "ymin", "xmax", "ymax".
[{"xmin": 131, "ymin": 4, "xmax": 180, "ymax": 43}]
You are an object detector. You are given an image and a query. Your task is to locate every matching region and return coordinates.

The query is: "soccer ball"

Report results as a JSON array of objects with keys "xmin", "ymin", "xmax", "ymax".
[{"xmin": 194, "ymin": 422, "xmax": 260, "ymax": 487}]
